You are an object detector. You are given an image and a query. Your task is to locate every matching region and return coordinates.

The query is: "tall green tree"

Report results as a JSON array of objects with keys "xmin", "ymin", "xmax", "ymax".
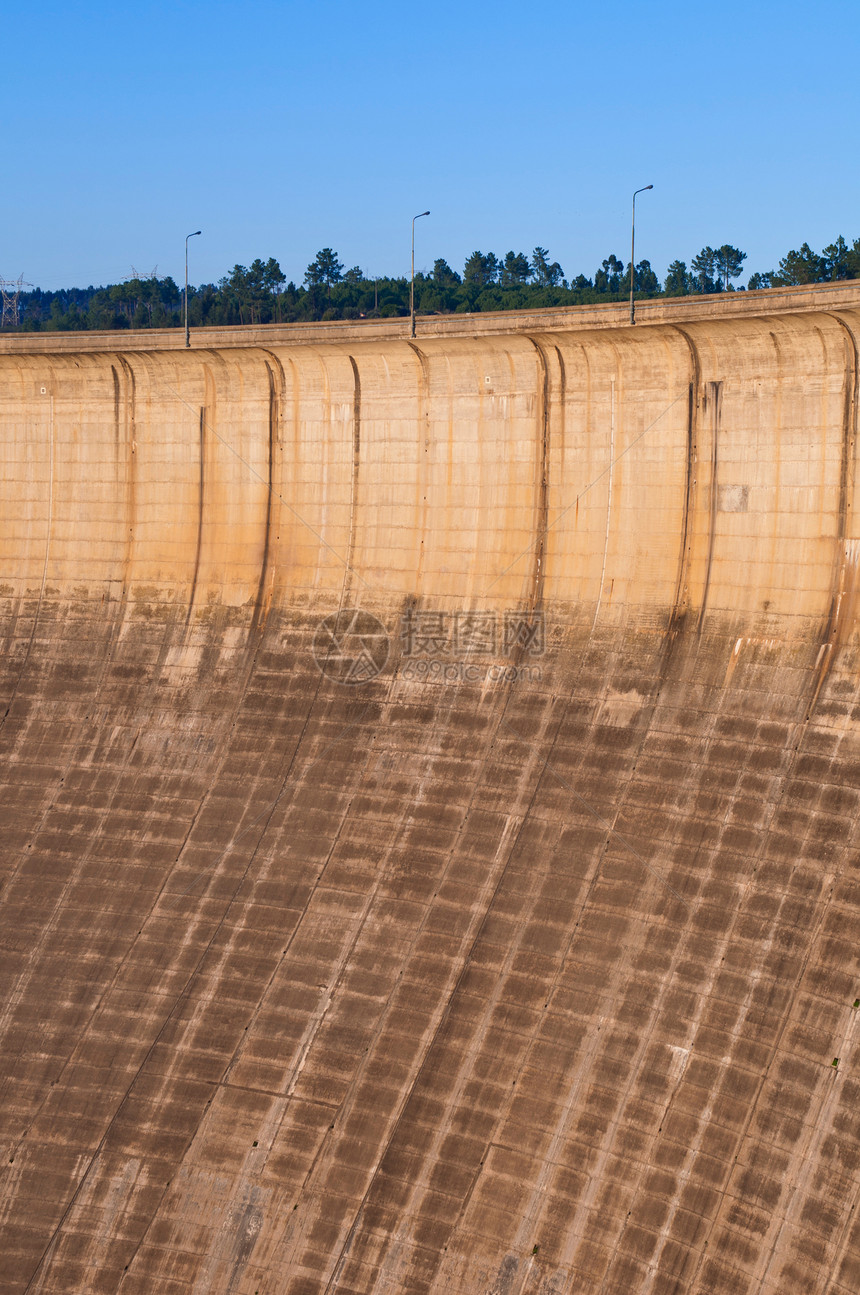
[
  {"xmin": 633, "ymin": 260, "xmax": 660, "ymax": 294},
  {"xmin": 594, "ymin": 254, "xmax": 625, "ymax": 294},
  {"xmin": 774, "ymin": 243, "xmax": 823, "ymax": 285},
  {"xmin": 531, "ymin": 247, "xmax": 564, "ymax": 287},
  {"xmin": 222, "ymin": 263, "xmax": 278, "ymax": 324},
  {"xmin": 691, "ymin": 247, "xmax": 720, "ymax": 293},
  {"xmin": 463, "ymin": 251, "xmax": 499, "ymax": 286},
  {"xmin": 432, "ymin": 259, "xmax": 461, "ymax": 285},
  {"xmin": 305, "ymin": 248, "xmax": 344, "ymax": 290},
  {"xmin": 261, "ymin": 257, "xmax": 286, "ymax": 318},
  {"xmin": 664, "ymin": 260, "xmax": 691, "ymax": 296},
  {"xmin": 499, "ymin": 251, "xmax": 531, "ymax": 286},
  {"xmin": 821, "ymin": 236, "xmax": 860, "ymax": 281},
  {"xmin": 715, "ymin": 245, "xmax": 747, "ymax": 290}
]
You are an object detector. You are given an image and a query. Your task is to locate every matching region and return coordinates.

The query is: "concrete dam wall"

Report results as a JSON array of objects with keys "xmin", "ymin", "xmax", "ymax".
[{"xmin": 1, "ymin": 284, "xmax": 860, "ymax": 1294}]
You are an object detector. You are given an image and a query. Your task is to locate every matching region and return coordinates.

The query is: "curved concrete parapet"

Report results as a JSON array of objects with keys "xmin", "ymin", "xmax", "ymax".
[{"xmin": 1, "ymin": 284, "xmax": 860, "ymax": 1294}]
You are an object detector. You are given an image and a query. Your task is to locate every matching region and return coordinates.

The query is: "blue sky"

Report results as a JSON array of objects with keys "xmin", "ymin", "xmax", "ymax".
[{"xmin": 6, "ymin": 0, "xmax": 859, "ymax": 291}]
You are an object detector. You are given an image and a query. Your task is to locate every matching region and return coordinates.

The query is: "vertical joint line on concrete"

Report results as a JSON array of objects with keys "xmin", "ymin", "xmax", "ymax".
[
  {"xmin": 339, "ymin": 356, "xmax": 361, "ymax": 609},
  {"xmin": 39, "ymin": 395, "xmax": 55, "ymax": 602},
  {"xmin": 185, "ymin": 406, "xmax": 206, "ymax": 626},
  {"xmin": 526, "ymin": 337, "xmax": 551, "ymax": 618},
  {"xmin": 696, "ymin": 380, "xmax": 721, "ymax": 636},
  {"xmin": 592, "ymin": 376, "xmax": 616, "ymax": 635}
]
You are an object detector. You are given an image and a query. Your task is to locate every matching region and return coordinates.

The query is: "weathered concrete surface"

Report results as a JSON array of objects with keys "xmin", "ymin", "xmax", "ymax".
[{"xmin": 1, "ymin": 283, "xmax": 860, "ymax": 1294}]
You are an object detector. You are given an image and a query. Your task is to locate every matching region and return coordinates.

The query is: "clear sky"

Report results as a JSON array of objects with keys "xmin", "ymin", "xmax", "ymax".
[{"xmin": 5, "ymin": 0, "xmax": 859, "ymax": 291}]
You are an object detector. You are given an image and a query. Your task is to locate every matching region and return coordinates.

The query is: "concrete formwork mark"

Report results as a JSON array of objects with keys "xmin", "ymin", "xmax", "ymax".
[
  {"xmin": 18, "ymin": 620, "xmax": 339, "ymax": 1295},
  {"xmin": 319, "ymin": 662, "xmax": 694, "ymax": 1294},
  {"xmin": 320, "ymin": 695, "xmax": 574, "ymax": 1293}
]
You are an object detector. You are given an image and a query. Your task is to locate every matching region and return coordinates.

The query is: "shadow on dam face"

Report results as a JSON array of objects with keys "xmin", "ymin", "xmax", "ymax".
[{"xmin": 2, "ymin": 287, "xmax": 860, "ymax": 1294}]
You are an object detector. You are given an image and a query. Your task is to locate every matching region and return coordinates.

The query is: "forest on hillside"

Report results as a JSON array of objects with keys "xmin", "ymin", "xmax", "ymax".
[{"xmin": 4, "ymin": 235, "xmax": 859, "ymax": 332}]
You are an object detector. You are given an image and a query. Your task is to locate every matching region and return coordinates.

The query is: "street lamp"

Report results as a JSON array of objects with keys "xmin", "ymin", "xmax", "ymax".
[
  {"xmin": 629, "ymin": 186, "xmax": 652, "ymax": 325},
  {"xmin": 185, "ymin": 230, "xmax": 201, "ymax": 347},
  {"xmin": 411, "ymin": 210, "xmax": 430, "ymax": 337}
]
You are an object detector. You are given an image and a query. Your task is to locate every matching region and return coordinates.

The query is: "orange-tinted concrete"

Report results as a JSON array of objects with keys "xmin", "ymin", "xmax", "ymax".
[{"xmin": 1, "ymin": 284, "xmax": 860, "ymax": 1294}]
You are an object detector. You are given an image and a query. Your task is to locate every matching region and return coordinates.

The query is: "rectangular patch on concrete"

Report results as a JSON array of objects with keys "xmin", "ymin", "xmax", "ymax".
[{"xmin": 718, "ymin": 484, "xmax": 749, "ymax": 512}]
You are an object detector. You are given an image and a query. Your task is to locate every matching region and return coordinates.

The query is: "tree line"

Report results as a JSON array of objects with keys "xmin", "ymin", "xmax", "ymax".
[{"xmin": 6, "ymin": 233, "xmax": 859, "ymax": 332}]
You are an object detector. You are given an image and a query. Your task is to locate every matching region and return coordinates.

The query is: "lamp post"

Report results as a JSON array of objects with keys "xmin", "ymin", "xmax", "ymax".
[
  {"xmin": 411, "ymin": 210, "xmax": 430, "ymax": 337},
  {"xmin": 185, "ymin": 230, "xmax": 201, "ymax": 347},
  {"xmin": 629, "ymin": 186, "xmax": 652, "ymax": 325}
]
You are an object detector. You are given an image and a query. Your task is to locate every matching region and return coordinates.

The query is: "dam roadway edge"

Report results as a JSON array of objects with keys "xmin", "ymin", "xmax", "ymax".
[{"xmin": 1, "ymin": 284, "xmax": 860, "ymax": 1293}]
